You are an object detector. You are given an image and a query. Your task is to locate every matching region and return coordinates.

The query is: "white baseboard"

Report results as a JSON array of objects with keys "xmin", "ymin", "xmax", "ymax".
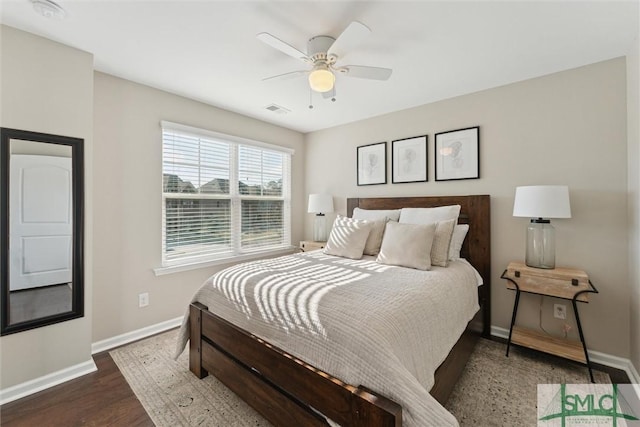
[
  {"xmin": 628, "ymin": 362, "xmax": 640, "ymax": 400},
  {"xmin": 0, "ymin": 359, "xmax": 97, "ymax": 405},
  {"xmin": 491, "ymin": 325, "xmax": 640, "ymax": 386},
  {"xmin": 489, "ymin": 325, "xmax": 511, "ymax": 340},
  {"xmin": 91, "ymin": 316, "xmax": 183, "ymax": 354},
  {"xmin": 630, "ymin": 361, "xmax": 640, "ymax": 384}
]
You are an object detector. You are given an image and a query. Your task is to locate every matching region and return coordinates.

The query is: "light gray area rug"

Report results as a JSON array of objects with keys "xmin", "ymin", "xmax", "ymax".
[
  {"xmin": 111, "ymin": 329, "xmax": 270, "ymax": 427},
  {"xmin": 110, "ymin": 329, "xmax": 610, "ymax": 427},
  {"xmin": 445, "ymin": 338, "xmax": 609, "ymax": 426}
]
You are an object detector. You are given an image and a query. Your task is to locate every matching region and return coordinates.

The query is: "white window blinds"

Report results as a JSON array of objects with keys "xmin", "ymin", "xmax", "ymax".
[{"xmin": 161, "ymin": 122, "xmax": 292, "ymax": 266}]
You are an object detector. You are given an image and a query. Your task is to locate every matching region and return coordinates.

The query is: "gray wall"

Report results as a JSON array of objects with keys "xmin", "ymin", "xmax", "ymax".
[
  {"xmin": 627, "ymin": 35, "xmax": 640, "ymax": 377},
  {"xmin": 92, "ymin": 72, "xmax": 305, "ymax": 342},
  {"xmin": 305, "ymin": 58, "xmax": 630, "ymax": 358},
  {"xmin": 0, "ymin": 25, "xmax": 94, "ymax": 389}
]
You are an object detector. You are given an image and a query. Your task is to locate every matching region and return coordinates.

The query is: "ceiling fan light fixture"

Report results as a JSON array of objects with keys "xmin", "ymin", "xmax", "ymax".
[{"xmin": 308, "ymin": 66, "xmax": 335, "ymax": 93}]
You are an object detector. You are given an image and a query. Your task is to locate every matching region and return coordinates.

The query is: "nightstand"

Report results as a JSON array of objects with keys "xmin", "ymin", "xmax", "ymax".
[
  {"xmin": 501, "ymin": 261, "xmax": 599, "ymax": 382},
  {"xmin": 299, "ymin": 240, "xmax": 326, "ymax": 252}
]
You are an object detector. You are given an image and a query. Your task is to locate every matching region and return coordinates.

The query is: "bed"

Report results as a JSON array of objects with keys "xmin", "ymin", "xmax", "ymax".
[{"xmin": 177, "ymin": 195, "xmax": 491, "ymax": 427}]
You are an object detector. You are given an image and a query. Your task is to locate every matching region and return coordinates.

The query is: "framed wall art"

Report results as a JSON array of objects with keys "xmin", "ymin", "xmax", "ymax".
[
  {"xmin": 392, "ymin": 135, "xmax": 427, "ymax": 184},
  {"xmin": 357, "ymin": 141, "xmax": 387, "ymax": 186},
  {"xmin": 435, "ymin": 126, "xmax": 480, "ymax": 181}
]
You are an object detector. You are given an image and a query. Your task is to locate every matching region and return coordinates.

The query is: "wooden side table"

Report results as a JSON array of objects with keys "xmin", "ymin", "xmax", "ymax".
[
  {"xmin": 299, "ymin": 240, "xmax": 326, "ymax": 252},
  {"xmin": 501, "ymin": 261, "xmax": 599, "ymax": 382}
]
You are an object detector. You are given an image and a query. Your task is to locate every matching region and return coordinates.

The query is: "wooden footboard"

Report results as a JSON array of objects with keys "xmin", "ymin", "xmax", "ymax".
[{"xmin": 190, "ymin": 302, "xmax": 402, "ymax": 427}]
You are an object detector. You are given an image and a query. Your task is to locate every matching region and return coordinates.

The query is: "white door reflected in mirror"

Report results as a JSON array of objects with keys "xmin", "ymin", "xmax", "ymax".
[{"xmin": 9, "ymin": 154, "xmax": 73, "ymax": 291}]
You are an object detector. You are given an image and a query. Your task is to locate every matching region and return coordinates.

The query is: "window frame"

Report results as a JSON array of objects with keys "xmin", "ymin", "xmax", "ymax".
[{"xmin": 157, "ymin": 121, "xmax": 294, "ymax": 273}]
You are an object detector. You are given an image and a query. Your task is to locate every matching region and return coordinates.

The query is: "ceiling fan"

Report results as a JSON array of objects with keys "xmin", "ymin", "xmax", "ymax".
[{"xmin": 257, "ymin": 21, "xmax": 392, "ymax": 96}]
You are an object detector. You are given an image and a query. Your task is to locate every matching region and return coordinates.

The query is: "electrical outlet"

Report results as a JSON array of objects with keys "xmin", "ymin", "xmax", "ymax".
[
  {"xmin": 139, "ymin": 292, "xmax": 149, "ymax": 308},
  {"xmin": 553, "ymin": 304, "xmax": 566, "ymax": 319}
]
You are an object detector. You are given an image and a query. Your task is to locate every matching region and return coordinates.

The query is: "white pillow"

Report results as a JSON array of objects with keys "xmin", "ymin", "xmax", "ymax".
[
  {"xmin": 431, "ymin": 219, "xmax": 456, "ymax": 267},
  {"xmin": 352, "ymin": 207, "xmax": 401, "ymax": 222},
  {"xmin": 324, "ymin": 215, "xmax": 373, "ymax": 259},
  {"xmin": 362, "ymin": 218, "xmax": 387, "ymax": 256},
  {"xmin": 399, "ymin": 206, "xmax": 460, "ymax": 268},
  {"xmin": 449, "ymin": 224, "xmax": 469, "ymax": 261},
  {"xmin": 399, "ymin": 205, "xmax": 461, "ymax": 224},
  {"xmin": 376, "ymin": 222, "xmax": 436, "ymax": 271}
]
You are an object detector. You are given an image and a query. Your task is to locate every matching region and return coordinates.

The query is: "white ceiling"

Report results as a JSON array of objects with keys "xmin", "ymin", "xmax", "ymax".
[{"xmin": 1, "ymin": 1, "xmax": 638, "ymax": 133}]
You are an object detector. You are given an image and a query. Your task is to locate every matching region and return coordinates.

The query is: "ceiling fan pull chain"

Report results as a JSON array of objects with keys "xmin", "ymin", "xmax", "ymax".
[{"xmin": 308, "ymin": 88, "xmax": 314, "ymax": 109}]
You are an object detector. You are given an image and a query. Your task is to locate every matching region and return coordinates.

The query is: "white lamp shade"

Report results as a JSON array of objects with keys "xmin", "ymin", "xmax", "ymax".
[
  {"xmin": 513, "ymin": 185, "xmax": 571, "ymax": 219},
  {"xmin": 308, "ymin": 194, "xmax": 334, "ymax": 214}
]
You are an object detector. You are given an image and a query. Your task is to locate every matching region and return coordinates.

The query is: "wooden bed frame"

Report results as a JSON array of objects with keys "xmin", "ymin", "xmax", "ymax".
[{"xmin": 189, "ymin": 195, "xmax": 491, "ymax": 427}]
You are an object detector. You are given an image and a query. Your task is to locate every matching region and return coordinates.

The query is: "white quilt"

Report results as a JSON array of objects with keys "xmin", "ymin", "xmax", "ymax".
[{"xmin": 175, "ymin": 250, "xmax": 481, "ymax": 427}]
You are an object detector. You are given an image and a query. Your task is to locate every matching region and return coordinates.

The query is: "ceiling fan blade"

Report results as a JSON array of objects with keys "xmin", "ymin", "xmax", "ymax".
[
  {"xmin": 257, "ymin": 32, "xmax": 311, "ymax": 63},
  {"xmin": 342, "ymin": 65, "xmax": 392, "ymax": 80},
  {"xmin": 262, "ymin": 70, "xmax": 308, "ymax": 82},
  {"xmin": 327, "ymin": 21, "xmax": 371, "ymax": 59}
]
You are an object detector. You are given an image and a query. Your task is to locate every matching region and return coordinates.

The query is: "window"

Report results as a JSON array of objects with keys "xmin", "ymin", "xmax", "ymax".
[{"xmin": 161, "ymin": 121, "xmax": 292, "ymax": 267}]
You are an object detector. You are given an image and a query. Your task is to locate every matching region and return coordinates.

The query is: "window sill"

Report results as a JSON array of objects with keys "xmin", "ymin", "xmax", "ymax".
[{"xmin": 153, "ymin": 246, "xmax": 297, "ymax": 276}]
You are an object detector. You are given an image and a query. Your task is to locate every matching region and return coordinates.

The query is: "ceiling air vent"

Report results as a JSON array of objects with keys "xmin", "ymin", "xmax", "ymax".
[{"xmin": 265, "ymin": 104, "xmax": 291, "ymax": 115}]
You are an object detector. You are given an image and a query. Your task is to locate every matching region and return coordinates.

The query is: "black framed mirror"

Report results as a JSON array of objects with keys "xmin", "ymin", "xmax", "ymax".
[{"xmin": 1, "ymin": 128, "xmax": 84, "ymax": 336}]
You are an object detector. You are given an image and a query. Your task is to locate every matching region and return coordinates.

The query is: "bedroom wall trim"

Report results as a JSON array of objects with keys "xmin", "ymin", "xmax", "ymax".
[
  {"xmin": 153, "ymin": 246, "xmax": 297, "ymax": 276},
  {"xmin": 0, "ymin": 359, "xmax": 97, "ymax": 405},
  {"xmin": 491, "ymin": 325, "xmax": 640, "ymax": 387},
  {"xmin": 91, "ymin": 315, "xmax": 183, "ymax": 354}
]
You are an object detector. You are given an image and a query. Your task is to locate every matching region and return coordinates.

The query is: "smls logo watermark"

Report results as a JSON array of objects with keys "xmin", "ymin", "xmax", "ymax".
[{"xmin": 538, "ymin": 384, "xmax": 640, "ymax": 426}]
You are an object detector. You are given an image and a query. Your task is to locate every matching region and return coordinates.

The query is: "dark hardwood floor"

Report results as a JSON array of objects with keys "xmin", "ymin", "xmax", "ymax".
[
  {"xmin": 0, "ymin": 352, "xmax": 153, "ymax": 427},
  {"xmin": 0, "ymin": 338, "xmax": 630, "ymax": 426}
]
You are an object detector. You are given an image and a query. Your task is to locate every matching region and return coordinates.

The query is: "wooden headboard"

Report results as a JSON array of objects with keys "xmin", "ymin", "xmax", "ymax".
[{"xmin": 347, "ymin": 195, "xmax": 491, "ymax": 337}]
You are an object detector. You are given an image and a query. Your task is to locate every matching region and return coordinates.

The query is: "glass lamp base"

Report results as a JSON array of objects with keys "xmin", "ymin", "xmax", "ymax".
[
  {"xmin": 525, "ymin": 220, "xmax": 556, "ymax": 269},
  {"xmin": 313, "ymin": 214, "xmax": 327, "ymax": 242}
]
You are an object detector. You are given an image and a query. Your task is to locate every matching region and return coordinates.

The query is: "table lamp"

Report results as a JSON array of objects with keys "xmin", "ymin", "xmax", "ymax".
[
  {"xmin": 513, "ymin": 185, "xmax": 571, "ymax": 269},
  {"xmin": 308, "ymin": 194, "xmax": 333, "ymax": 242}
]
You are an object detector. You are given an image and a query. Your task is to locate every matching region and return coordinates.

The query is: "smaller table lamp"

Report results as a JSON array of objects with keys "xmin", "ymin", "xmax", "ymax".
[
  {"xmin": 308, "ymin": 194, "xmax": 334, "ymax": 242},
  {"xmin": 513, "ymin": 185, "xmax": 571, "ymax": 269}
]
